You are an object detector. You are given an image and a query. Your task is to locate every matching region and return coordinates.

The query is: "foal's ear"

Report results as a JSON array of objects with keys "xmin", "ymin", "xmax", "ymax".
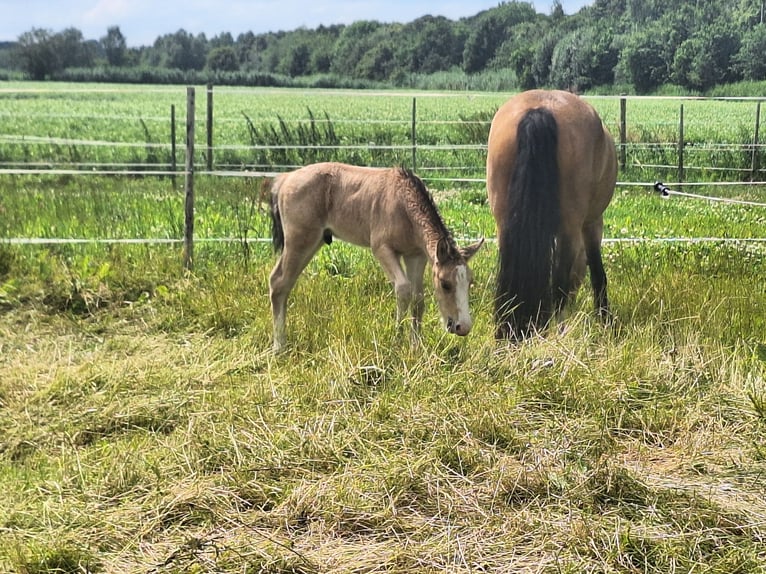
[
  {"xmin": 436, "ymin": 237, "xmax": 452, "ymax": 264},
  {"xmin": 460, "ymin": 237, "xmax": 485, "ymax": 261}
]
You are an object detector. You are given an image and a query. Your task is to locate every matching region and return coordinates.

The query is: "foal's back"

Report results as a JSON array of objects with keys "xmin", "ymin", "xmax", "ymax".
[{"xmin": 275, "ymin": 162, "xmax": 409, "ymax": 249}]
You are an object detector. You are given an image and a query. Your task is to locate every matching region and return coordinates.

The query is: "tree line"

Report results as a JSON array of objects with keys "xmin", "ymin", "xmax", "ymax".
[{"xmin": 2, "ymin": 0, "xmax": 765, "ymax": 94}]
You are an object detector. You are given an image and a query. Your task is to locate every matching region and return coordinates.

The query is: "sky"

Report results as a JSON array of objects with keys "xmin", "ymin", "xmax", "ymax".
[{"xmin": 0, "ymin": 0, "xmax": 593, "ymax": 47}]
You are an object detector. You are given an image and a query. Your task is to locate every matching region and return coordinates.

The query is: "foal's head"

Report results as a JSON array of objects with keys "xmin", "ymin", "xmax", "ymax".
[{"xmin": 432, "ymin": 237, "xmax": 484, "ymax": 336}]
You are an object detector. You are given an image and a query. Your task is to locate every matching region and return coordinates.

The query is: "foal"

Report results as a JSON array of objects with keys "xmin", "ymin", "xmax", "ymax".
[{"xmin": 268, "ymin": 162, "xmax": 483, "ymax": 352}]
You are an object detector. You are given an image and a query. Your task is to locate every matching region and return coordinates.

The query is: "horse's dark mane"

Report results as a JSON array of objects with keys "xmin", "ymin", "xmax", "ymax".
[{"xmin": 397, "ymin": 166, "xmax": 458, "ymax": 253}]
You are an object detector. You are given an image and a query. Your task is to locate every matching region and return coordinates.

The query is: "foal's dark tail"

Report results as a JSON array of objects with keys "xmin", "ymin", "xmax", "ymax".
[
  {"xmin": 267, "ymin": 177, "xmax": 285, "ymax": 254},
  {"xmin": 495, "ymin": 107, "xmax": 560, "ymax": 339}
]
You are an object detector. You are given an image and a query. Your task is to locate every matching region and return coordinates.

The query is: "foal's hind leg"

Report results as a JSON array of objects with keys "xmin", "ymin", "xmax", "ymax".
[
  {"xmin": 269, "ymin": 233, "xmax": 324, "ymax": 352},
  {"xmin": 584, "ymin": 219, "xmax": 610, "ymax": 320}
]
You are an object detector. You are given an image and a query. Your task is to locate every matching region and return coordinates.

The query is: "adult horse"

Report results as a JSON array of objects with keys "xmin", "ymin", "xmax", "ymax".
[
  {"xmin": 486, "ymin": 90, "xmax": 617, "ymax": 340},
  {"xmin": 268, "ymin": 162, "xmax": 483, "ymax": 352}
]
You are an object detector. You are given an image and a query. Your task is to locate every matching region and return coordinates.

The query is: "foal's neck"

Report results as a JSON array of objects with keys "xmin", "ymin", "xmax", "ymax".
[
  {"xmin": 404, "ymin": 205, "xmax": 456, "ymax": 265},
  {"xmin": 398, "ymin": 169, "xmax": 455, "ymax": 263}
]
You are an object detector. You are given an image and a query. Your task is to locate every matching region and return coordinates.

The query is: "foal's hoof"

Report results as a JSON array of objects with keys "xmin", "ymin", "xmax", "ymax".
[{"xmin": 272, "ymin": 341, "xmax": 287, "ymax": 354}]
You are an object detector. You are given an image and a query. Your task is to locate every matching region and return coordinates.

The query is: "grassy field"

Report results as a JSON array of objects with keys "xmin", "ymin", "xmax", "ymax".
[
  {"xmin": 1, "ymin": 82, "xmax": 764, "ymax": 185},
  {"xmin": 1, "ymin": 85, "xmax": 766, "ymax": 573}
]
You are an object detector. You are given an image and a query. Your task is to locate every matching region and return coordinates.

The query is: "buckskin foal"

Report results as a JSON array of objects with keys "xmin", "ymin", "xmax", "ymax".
[{"xmin": 268, "ymin": 162, "xmax": 484, "ymax": 352}]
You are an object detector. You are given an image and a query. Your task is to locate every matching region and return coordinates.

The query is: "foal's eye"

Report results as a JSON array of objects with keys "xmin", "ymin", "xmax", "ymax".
[{"xmin": 440, "ymin": 280, "xmax": 453, "ymax": 292}]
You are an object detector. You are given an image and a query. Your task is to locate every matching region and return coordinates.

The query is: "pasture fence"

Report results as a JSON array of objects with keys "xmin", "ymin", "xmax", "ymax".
[{"xmin": 1, "ymin": 85, "xmax": 766, "ymax": 258}]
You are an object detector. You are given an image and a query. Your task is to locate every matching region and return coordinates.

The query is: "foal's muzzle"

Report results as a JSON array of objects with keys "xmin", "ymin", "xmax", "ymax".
[{"xmin": 446, "ymin": 318, "xmax": 471, "ymax": 336}]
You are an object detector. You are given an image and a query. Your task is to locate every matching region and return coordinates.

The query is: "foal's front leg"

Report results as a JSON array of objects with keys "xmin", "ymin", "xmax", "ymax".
[
  {"xmin": 404, "ymin": 254, "xmax": 427, "ymax": 342},
  {"xmin": 373, "ymin": 245, "xmax": 415, "ymax": 338}
]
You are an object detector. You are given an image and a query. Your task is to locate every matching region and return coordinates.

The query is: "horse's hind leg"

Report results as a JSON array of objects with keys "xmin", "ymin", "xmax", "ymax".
[
  {"xmin": 269, "ymin": 233, "xmax": 324, "ymax": 352},
  {"xmin": 584, "ymin": 219, "xmax": 610, "ymax": 320},
  {"xmin": 552, "ymin": 231, "xmax": 586, "ymax": 320}
]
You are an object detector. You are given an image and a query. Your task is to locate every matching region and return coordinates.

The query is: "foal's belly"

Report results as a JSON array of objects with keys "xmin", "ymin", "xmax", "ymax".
[{"xmin": 325, "ymin": 222, "xmax": 371, "ymax": 248}]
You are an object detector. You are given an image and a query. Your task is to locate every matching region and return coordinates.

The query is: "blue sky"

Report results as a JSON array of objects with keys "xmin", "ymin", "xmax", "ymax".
[{"xmin": 0, "ymin": 0, "xmax": 592, "ymax": 47}]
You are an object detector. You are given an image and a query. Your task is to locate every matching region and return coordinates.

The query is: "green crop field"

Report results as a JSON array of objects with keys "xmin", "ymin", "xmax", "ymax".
[
  {"xmin": 1, "ymin": 82, "xmax": 764, "ymax": 185},
  {"xmin": 1, "ymin": 83, "xmax": 766, "ymax": 573}
]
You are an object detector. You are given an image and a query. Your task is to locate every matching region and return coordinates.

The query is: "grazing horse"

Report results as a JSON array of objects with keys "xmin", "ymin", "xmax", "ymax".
[
  {"xmin": 268, "ymin": 162, "xmax": 483, "ymax": 352},
  {"xmin": 486, "ymin": 90, "xmax": 617, "ymax": 340}
]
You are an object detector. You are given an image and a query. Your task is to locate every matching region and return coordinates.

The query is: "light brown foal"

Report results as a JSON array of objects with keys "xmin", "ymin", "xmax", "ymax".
[{"xmin": 268, "ymin": 162, "xmax": 483, "ymax": 352}]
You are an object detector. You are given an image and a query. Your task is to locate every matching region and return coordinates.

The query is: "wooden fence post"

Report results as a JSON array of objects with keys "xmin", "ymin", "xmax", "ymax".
[
  {"xmin": 752, "ymin": 101, "xmax": 761, "ymax": 179},
  {"xmin": 678, "ymin": 104, "xmax": 684, "ymax": 186},
  {"xmin": 411, "ymin": 97, "xmax": 417, "ymax": 172},
  {"xmin": 206, "ymin": 83, "xmax": 213, "ymax": 171},
  {"xmin": 619, "ymin": 96, "xmax": 627, "ymax": 172},
  {"xmin": 170, "ymin": 104, "xmax": 177, "ymax": 188},
  {"xmin": 183, "ymin": 87, "xmax": 195, "ymax": 272}
]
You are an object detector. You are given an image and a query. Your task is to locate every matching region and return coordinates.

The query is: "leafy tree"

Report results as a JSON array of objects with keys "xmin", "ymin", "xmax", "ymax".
[
  {"xmin": 16, "ymin": 28, "xmax": 59, "ymax": 79},
  {"xmin": 462, "ymin": 1, "xmax": 536, "ymax": 73},
  {"xmin": 357, "ymin": 40, "xmax": 397, "ymax": 80},
  {"xmin": 549, "ymin": 25, "xmax": 616, "ymax": 90},
  {"xmin": 491, "ymin": 20, "xmax": 549, "ymax": 88},
  {"xmin": 280, "ymin": 42, "xmax": 311, "ymax": 76},
  {"xmin": 397, "ymin": 16, "xmax": 464, "ymax": 74},
  {"xmin": 304, "ymin": 25, "xmax": 342, "ymax": 75},
  {"xmin": 731, "ymin": 0, "xmax": 766, "ymax": 26},
  {"xmin": 55, "ymin": 27, "xmax": 94, "ymax": 69},
  {"xmin": 147, "ymin": 29, "xmax": 207, "ymax": 71},
  {"xmin": 529, "ymin": 30, "xmax": 558, "ymax": 87},
  {"xmin": 733, "ymin": 25, "xmax": 766, "ymax": 80},
  {"xmin": 206, "ymin": 46, "xmax": 238, "ymax": 71},
  {"xmin": 618, "ymin": 26, "xmax": 670, "ymax": 92},
  {"xmin": 101, "ymin": 26, "xmax": 127, "ymax": 67},
  {"xmin": 210, "ymin": 32, "xmax": 234, "ymax": 48},
  {"xmin": 16, "ymin": 26, "xmax": 96, "ymax": 79},
  {"xmin": 626, "ymin": 0, "xmax": 663, "ymax": 26},
  {"xmin": 549, "ymin": 0, "xmax": 566, "ymax": 20},
  {"xmin": 672, "ymin": 22, "xmax": 741, "ymax": 91},
  {"xmin": 10, "ymin": 1, "xmax": 766, "ymax": 92},
  {"xmin": 235, "ymin": 31, "xmax": 257, "ymax": 66},
  {"xmin": 331, "ymin": 21, "xmax": 382, "ymax": 77}
]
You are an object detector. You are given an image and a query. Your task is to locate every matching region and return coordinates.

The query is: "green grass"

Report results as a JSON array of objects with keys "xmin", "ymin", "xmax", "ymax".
[
  {"xmin": 1, "ymin": 83, "xmax": 766, "ymax": 572},
  {"xmin": 1, "ymin": 186, "xmax": 766, "ymax": 572}
]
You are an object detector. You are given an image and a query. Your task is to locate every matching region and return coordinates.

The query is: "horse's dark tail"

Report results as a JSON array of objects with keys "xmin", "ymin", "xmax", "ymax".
[
  {"xmin": 495, "ymin": 107, "xmax": 560, "ymax": 339},
  {"xmin": 267, "ymin": 177, "xmax": 285, "ymax": 254}
]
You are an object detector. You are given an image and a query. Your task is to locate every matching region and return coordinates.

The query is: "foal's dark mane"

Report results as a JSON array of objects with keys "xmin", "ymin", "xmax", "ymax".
[{"xmin": 397, "ymin": 167, "xmax": 459, "ymax": 256}]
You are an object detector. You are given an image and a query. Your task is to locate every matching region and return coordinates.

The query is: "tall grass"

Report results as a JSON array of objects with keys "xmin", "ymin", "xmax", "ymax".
[{"xmin": 1, "ymin": 84, "xmax": 764, "ymax": 187}]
